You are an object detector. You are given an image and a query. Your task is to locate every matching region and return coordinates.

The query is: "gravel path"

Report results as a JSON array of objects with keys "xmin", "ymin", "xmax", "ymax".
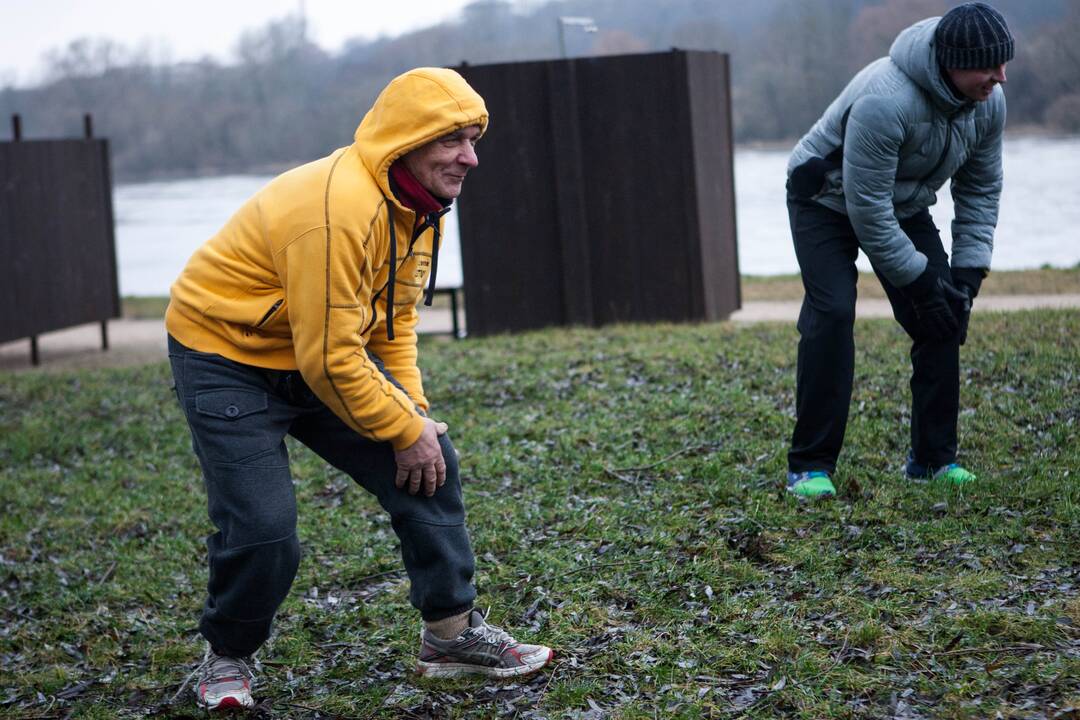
[{"xmin": 3, "ymin": 294, "xmax": 1078, "ymax": 372}]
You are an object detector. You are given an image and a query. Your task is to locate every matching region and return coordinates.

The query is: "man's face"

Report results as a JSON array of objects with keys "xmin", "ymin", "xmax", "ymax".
[
  {"xmin": 401, "ymin": 125, "xmax": 481, "ymax": 199},
  {"xmin": 947, "ymin": 63, "xmax": 1007, "ymax": 102}
]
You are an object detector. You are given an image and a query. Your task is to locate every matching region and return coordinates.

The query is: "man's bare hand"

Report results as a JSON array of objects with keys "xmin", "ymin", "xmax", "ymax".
[{"xmin": 394, "ymin": 418, "xmax": 448, "ymax": 496}]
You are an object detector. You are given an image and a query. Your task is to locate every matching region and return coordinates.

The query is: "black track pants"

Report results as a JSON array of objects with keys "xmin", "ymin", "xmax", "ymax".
[{"xmin": 786, "ymin": 198, "xmax": 961, "ymax": 475}]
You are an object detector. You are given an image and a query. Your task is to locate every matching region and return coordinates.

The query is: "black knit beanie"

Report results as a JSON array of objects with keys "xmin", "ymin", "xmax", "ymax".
[{"xmin": 935, "ymin": 2, "xmax": 1014, "ymax": 69}]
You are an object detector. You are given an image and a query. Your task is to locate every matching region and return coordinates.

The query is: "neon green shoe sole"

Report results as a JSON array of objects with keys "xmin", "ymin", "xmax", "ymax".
[
  {"xmin": 933, "ymin": 464, "xmax": 976, "ymax": 485},
  {"xmin": 786, "ymin": 471, "xmax": 836, "ymax": 498},
  {"xmin": 905, "ymin": 452, "xmax": 976, "ymax": 485}
]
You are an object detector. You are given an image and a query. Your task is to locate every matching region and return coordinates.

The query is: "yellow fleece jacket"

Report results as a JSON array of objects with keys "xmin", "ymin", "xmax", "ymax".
[{"xmin": 165, "ymin": 68, "xmax": 488, "ymax": 450}]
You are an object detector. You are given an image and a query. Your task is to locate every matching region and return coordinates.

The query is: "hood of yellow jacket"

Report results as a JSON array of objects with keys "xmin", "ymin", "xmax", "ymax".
[{"xmin": 353, "ymin": 67, "xmax": 489, "ymax": 209}]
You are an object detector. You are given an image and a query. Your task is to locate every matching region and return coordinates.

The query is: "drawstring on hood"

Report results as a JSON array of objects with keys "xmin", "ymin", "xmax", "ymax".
[
  {"xmin": 383, "ymin": 162, "xmax": 453, "ymax": 340},
  {"xmin": 413, "ymin": 209, "xmax": 450, "ymax": 307},
  {"xmin": 424, "ymin": 215, "xmax": 447, "ymax": 306},
  {"xmin": 386, "ymin": 202, "xmax": 397, "ymax": 340}
]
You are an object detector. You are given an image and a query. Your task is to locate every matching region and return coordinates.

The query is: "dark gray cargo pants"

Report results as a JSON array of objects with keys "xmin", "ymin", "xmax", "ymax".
[{"xmin": 168, "ymin": 335, "xmax": 475, "ymax": 657}]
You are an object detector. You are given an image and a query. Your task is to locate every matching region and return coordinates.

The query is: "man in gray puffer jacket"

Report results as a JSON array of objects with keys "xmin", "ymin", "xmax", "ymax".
[{"xmin": 784, "ymin": 3, "xmax": 1012, "ymax": 499}]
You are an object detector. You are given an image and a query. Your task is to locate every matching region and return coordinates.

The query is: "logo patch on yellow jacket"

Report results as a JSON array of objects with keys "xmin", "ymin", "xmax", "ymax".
[{"xmin": 414, "ymin": 256, "xmax": 430, "ymax": 283}]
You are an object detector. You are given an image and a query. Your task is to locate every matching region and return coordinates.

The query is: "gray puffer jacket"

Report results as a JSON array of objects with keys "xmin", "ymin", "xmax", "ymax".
[{"xmin": 787, "ymin": 17, "xmax": 1005, "ymax": 287}]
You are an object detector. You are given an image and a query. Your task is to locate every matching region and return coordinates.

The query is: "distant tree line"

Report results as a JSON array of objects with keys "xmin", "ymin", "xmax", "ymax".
[{"xmin": 1, "ymin": 0, "xmax": 1076, "ymax": 181}]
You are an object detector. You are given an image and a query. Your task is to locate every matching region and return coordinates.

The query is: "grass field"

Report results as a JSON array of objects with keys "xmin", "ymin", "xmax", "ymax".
[{"xmin": 2, "ymin": 310, "xmax": 1078, "ymax": 718}]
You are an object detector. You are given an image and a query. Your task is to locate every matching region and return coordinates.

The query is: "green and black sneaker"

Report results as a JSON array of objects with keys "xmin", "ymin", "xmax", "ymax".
[
  {"xmin": 786, "ymin": 470, "xmax": 836, "ymax": 499},
  {"xmin": 905, "ymin": 453, "xmax": 976, "ymax": 485}
]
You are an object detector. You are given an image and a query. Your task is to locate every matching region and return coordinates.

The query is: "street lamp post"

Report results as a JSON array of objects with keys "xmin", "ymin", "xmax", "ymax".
[{"xmin": 557, "ymin": 16, "xmax": 598, "ymax": 58}]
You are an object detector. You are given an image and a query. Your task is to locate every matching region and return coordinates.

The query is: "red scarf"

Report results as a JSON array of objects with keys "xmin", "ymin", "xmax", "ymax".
[{"xmin": 389, "ymin": 162, "xmax": 444, "ymax": 216}]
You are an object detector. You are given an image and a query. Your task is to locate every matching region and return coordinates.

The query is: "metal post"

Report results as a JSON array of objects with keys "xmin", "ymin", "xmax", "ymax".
[
  {"xmin": 86, "ymin": 111, "xmax": 110, "ymax": 351},
  {"xmin": 14, "ymin": 115, "xmax": 31, "ymax": 362},
  {"xmin": 450, "ymin": 289, "xmax": 461, "ymax": 339}
]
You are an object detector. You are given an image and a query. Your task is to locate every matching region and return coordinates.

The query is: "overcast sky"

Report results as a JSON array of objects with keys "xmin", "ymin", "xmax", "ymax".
[{"xmin": 0, "ymin": 0, "xmax": 484, "ymax": 86}]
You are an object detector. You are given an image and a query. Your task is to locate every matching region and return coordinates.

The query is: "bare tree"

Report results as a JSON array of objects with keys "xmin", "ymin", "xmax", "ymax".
[{"xmin": 847, "ymin": 0, "xmax": 950, "ymax": 70}]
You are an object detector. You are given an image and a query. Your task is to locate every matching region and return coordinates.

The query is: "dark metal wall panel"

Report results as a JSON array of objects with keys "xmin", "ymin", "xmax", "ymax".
[
  {"xmin": 575, "ymin": 52, "xmax": 700, "ymax": 325},
  {"xmin": 687, "ymin": 52, "xmax": 741, "ymax": 319},
  {"xmin": 456, "ymin": 60, "xmax": 568, "ymax": 336},
  {"xmin": 457, "ymin": 50, "xmax": 738, "ymax": 336},
  {"xmin": 0, "ymin": 139, "xmax": 120, "ymax": 343},
  {"xmin": 544, "ymin": 61, "xmax": 593, "ymax": 327},
  {"xmin": 100, "ymin": 139, "xmax": 121, "ymax": 320}
]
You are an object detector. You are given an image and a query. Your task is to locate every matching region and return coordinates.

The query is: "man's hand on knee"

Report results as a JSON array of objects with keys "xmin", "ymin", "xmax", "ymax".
[
  {"xmin": 395, "ymin": 418, "xmax": 449, "ymax": 496},
  {"xmin": 901, "ymin": 268, "xmax": 966, "ymax": 341}
]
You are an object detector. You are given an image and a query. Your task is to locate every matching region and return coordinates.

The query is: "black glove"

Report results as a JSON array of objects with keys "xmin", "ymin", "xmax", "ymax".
[
  {"xmin": 954, "ymin": 292, "xmax": 972, "ymax": 345},
  {"xmin": 789, "ymin": 157, "xmax": 834, "ymax": 199},
  {"xmin": 901, "ymin": 269, "xmax": 968, "ymax": 342},
  {"xmin": 951, "ymin": 268, "xmax": 987, "ymax": 346}
]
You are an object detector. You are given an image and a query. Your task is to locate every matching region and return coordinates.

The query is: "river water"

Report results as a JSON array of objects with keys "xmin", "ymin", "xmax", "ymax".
[{"xmin": 114, "ymin": 135, "xmax": 1080, "ymax": 296}]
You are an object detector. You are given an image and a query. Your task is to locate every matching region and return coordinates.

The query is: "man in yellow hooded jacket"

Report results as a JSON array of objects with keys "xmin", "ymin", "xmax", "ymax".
[{"xmin": 167, "ymin": 67, "xmax": 552, "ymax": 711}]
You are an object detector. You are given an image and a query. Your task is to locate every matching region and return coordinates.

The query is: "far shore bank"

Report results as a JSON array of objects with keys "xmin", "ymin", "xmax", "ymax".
[{"xmin": 111, "ymin": 131, "xmax": 1079, "ymax": 185}]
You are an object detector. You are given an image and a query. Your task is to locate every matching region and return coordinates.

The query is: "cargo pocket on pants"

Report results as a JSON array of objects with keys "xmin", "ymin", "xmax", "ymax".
[{"xmin": 194, "ymin": 388, "xmax": 275, "ymax": 465}]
